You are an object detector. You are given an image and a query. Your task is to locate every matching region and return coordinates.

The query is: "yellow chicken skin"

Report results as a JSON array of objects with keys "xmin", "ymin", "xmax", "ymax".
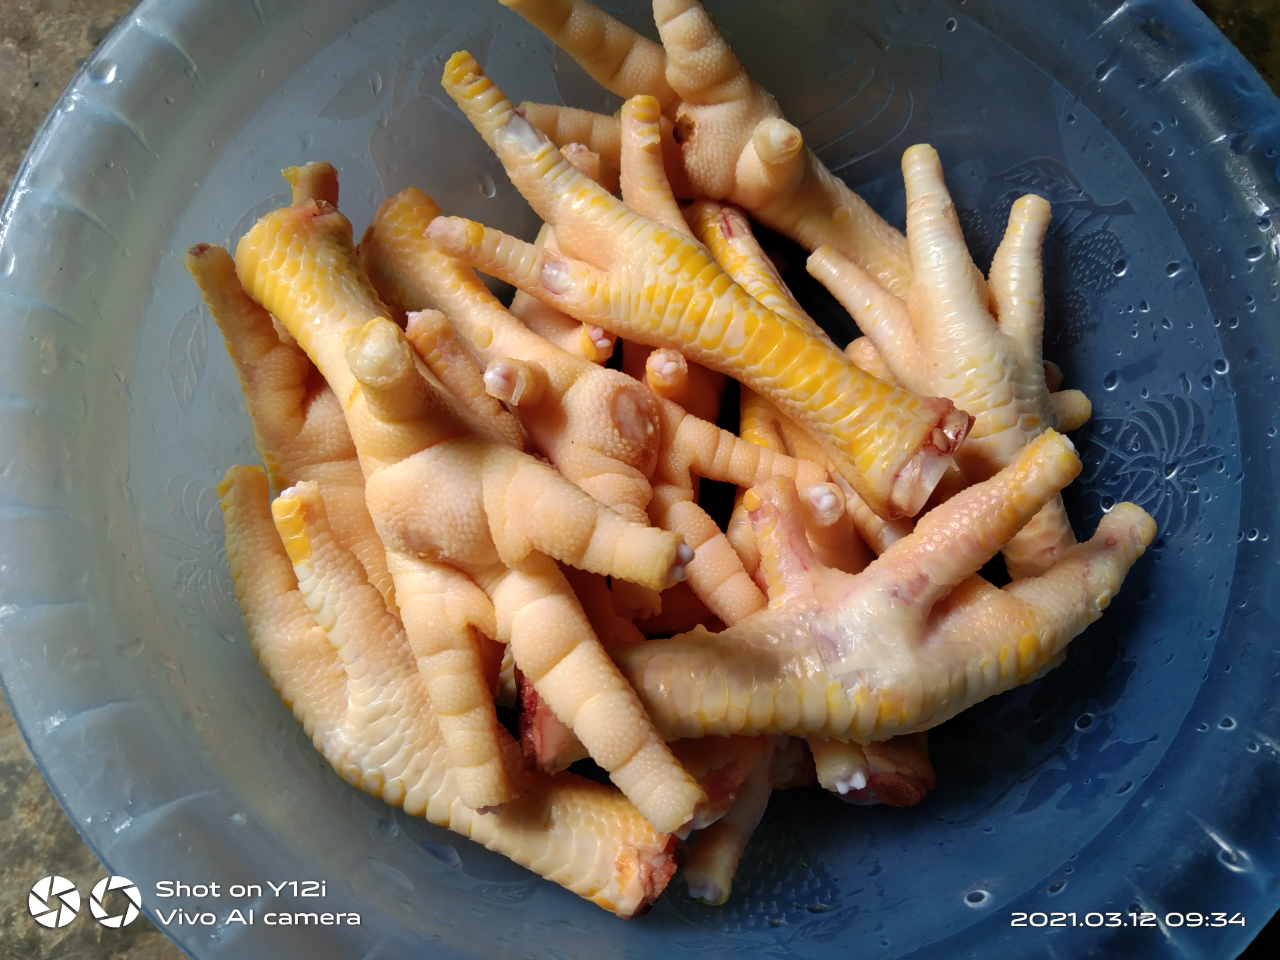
[
  {"xmin": 807, "ymin": 145, "xmax": 1093, "ymax": 577},
  {"xmin": 219, "ymin": 466, "xmax": 676, "ymax": 917},
  {"xmin": 189, "ymin": 236, "xmax": 518, "ymax": 810},
  {"xmin": 501, "ymin": 0, "xmax": 913, "ymax": 296},
  {"xmin": 611, "ymin": 432, "xmax": 1155, "ymax": 742},
  {"xmin": 431, "ymin": 54, "xmax": 971, "ymax": 521},
  {"xmin": 185, "ymin": 242, "xmax": 396, "ymax": 608},
  {"xmin": 358, "ymin": 184, "xmax": 825, "ymax": 628}
]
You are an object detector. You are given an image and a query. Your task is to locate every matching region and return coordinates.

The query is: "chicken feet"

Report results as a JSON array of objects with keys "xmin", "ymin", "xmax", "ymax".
[
  {"xmin": 502, "ymin": 0, "xmax": 913, "ymax": 294},
  {"xmin": 612, "ymin": 432, "xmax": 1155, "ymax": 741},
  {"xmin": 808, "ymin": 145, "xmax": 1093, "ymax": 576},
  {"xmin": 220, "ymin": 466, "xmax": 675, "ymax": 916},
  {"xmin": 432, "ymin": 54, "xmax": 970, "ymax": 519}
]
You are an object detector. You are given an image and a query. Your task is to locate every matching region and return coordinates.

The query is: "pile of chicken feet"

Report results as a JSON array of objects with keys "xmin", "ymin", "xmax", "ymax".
[{"xmin": 191, "ymin": 0, "xmax": 1155, "ymax": 918}]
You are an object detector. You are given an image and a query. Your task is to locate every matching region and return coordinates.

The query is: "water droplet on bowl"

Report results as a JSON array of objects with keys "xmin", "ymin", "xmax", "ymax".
[
  {"xmin": 945, "ymin": 17, "xmax": 958, "ymax": 31},
  {"xmin": 0, "ymin": 252, "xmax": 14, "ymax": 278},
  {"xmin": 1213, "ymin": 358, "xmax": 1230, "ymax": 374},
  {"xmin": 1246, "ymin": 529, "xmax": 1259, "ymax": 541},
  {"xmin": 1048, "ymin": 881, "xmax": 1066, "ymax": 894},
  {"xmin": 1220, "ymin": 716, "xmax": 1237, "ymax": 729},
  {"xmin": 965, "ymin": 889, "xmax": 991, "ymax": 907},
  {"xmin": 1245, "ymin": 245, "xmax": 1265, "ymax": 262},
  {"xmin": 420, "ymin": 841, "xmax": 462, "ymax": 867},
  {"xmin": 1102, "ymin": 371, "xmax": 1118, "ymax": 390},
  {"xmin": 1218, "ymin": 846, "xmax": 1252, "ymax": 873},
  {"xmin": 1166, "ymin": 261, "xmax": 1182, "ymax": 277},
  {"xmin": 1075, "ymin": 713, "xmax": 1094, "ymax": 730},
  {"xmin": 1112, "ymin": 257, "xmax": 1128, "ymax": 276},
  {"xmin": 89, "ymin": 59, "xmax": 117, "ymax": 84},
  {"xmin": 1151, "ymin": 120, "xmax": 1164, "ymax": 133},
  {"xmin": 1164, "ymin": 463, "xmax": 1178, "ymax": 479},
  {"xmin": 479, "ymin": 173, "xmax": 496, "ymax": 198},
  {"xmin": 1101, "ymin": 496, "xmax": 1115, "ymax": 512}
]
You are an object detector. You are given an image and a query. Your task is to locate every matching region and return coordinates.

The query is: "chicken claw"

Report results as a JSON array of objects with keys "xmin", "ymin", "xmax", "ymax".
[
  {"xmin": 808, "ymin": 145, "xmax": 1093, "ymax": 575},
  {"xmin": 434, "ymin": 53, "xmax": 971, "ymax": 519},
  {"xmin": 360, "ymin": 185, "xmax": 824, "ymax": 627},
  {"xmin": 504, "ymin": 0, "xmax": 912, "ymax": 293},
  {"xmin": 613, "ymin": 432, "xmax": 1155, "ymax": 741},
  {"xmin": 219, "ymin": 466, "xmax": 676, "ymax": 916},
  {"xmin": 185, "ymin": 242, "xmax": 395, "ymax": 606}
]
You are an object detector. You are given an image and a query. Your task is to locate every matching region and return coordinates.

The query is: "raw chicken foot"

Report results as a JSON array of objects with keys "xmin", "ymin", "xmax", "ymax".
[
  {"xmin": 808, "ymin": 144, "xmax": 1093, "ymax": 576},
  {"xmin": 612, "ymin": 431, "xmax": 1155, "ymax": 741},
  {"xmin": 219, "ymin": 466, "xmax": 675, "ymax": 916},
  {"xmin": 185, "ymin": 241, "xmax": 396, "ymax": 607},
  {"xmin": 432, "ymin": 54, "xmax": 970, "ymax": 520},
  {"xmin": 501, "ymin": 0, "xmax": 913, "ymax": 294}
]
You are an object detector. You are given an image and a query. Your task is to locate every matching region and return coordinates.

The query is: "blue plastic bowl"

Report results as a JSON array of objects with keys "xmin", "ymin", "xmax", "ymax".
[{"xmin": 2, "ymin": 1, "xmax": 1278, "ymax": 956}]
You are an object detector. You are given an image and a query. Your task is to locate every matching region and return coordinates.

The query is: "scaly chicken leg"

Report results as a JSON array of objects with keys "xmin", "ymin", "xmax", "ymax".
[
  {"xmin": 431, "ymin": 54, "xmax": 970, "ymax": 519},
  {"xmin": 219, "ymin": 466, "xmax": 676, "ymax": 916},
  {"xmin": 611, "ymin": 432, "xmax": 1155, "ymax": 741},
  {"xmin": 502, "ymin": 0, "xmax": 912, "ymax": 294}
]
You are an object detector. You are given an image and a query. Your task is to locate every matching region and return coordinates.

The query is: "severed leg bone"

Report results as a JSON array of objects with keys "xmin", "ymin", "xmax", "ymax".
[
  {"xmin": 219, "ymin": 466, "xmax": 675, "ymax": 916},
  {"xmin": 431, "ymin": 56, "xmax": 970, "ymax": 519},
  {"xmin": 808, "ymin": 733, "xmax": 935, "ymax": 806}
]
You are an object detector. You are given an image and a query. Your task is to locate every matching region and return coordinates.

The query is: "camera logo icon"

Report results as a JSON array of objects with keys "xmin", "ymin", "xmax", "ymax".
[
  {"xmin": 29, "ymin": 876, "xmax": 80, "ymax": 928},
  {"xmin": 89, "ymin": 875, "xmax": 142, "ymax": 928}
]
